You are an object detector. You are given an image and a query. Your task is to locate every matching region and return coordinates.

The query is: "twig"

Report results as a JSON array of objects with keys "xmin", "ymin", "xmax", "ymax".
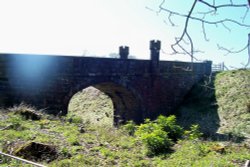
[
  {"xmin": 155, "ymin": 0, "xmax": 250, "ymax": 66},
  {"xmin": 245, "ymin": 160, "xmax": 250, "ymax": 167},
  {"xmin": 0, "ymin": 151, "xmax": 47, "ymax": 167},
  {"xmin": 0, "ymin": 125, "xmax": 13, "ymax": 131}
]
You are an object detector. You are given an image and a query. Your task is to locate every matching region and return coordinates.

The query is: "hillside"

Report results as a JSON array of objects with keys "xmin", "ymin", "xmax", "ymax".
[
  {"xmin": 177, "ymin": 69, "xmax": 250, "ymax": 140},
  {"xmin": 0, "ymin": 69, "xmax": 250, "ymax": 166},
  {"xmin": 68, "ymin": 86, "xmax": 113, "ymax": 127}
]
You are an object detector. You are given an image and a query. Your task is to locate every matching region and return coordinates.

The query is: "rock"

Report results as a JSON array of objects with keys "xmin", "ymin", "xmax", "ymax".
[
  {"xmin": 78, "ymin": 125, "xmax": 86, "ymax": 133},
  {"xmin": 210, "ymin": 144, "xmax": 225, "ymax": 154}
]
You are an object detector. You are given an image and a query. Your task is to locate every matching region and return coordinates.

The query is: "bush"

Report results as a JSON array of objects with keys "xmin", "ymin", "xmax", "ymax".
[
  {"xmin": 139, "ymin": 128, "xmax": 173, "ymax": 156},
  {"xmin": 122, "ymin": 120, "xmax": 137, "ymax": 136},
  {"xmin": 156, "ymin": 115, "xmax": 183, "ymax": 141},
  {"xmin": 68, "ymin": 115, "xmax": 83, "ymax": 124},
  {"xmin": 135, "ymin": 116, "xmax": 181, "ymax": 155},
  {"xmin": 184, "ymin": 124, "xmax": 203, "ymax": 140},
  {"xmin": 134, "ymin": 115, "xmax": 203, "ymax": 156}
]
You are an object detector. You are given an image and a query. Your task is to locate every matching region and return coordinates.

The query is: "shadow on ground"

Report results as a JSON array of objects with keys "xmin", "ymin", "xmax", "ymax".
[{"xmin": 176, "ymin": 74, "xmax": 246, "ymax": 143}]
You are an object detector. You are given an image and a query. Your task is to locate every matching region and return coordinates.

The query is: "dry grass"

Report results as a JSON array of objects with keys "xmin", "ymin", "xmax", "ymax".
[
  {"xmin": 68, "ymin": 86, "xmax": 114, "ymax": 127},
  {"xmin": 177, "ymin": 69, "xmax": 250, "ymax": 140}
]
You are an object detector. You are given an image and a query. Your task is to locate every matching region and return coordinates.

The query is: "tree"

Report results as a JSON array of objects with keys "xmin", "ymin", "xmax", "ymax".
[
  {"xmin": 108, "ymin": 53, "xmax": 120, "ymax": 58},
  {"xmin": 149, "ymin": 0, "xmax": 250, "ymax": 68}
]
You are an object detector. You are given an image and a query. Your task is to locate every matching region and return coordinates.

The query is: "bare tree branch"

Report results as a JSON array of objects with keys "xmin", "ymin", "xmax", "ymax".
[
  {"xmin": 217, "ymin": 33, "xmax": 250, "ymax": 68},
  {"xmin": 170, "ymin": 0, "xmax": 198, "ymax": 63},
  {"xmin": 242, "ymin": 7, "xmax": 249, "ymax": 23},
  {"xmin": 155, "ymin": 0, "xmax": 250, "ymax": 68},
  {"xmin": 245, "ymin": 33, "xmax": 250, "ymax": 68},
  {"xmin": 198, "ymin": 0, "xmax": 248, "ymax": 10},
  {"xmin": 202, "ymin": 22, "xmax": 209, "ymax": 41},
  {"xmin": 217, "ymin": 43, "xmax": 248, "ymax": 55}
]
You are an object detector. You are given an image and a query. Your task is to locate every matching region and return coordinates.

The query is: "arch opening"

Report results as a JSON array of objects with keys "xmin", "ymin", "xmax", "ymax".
[
  {"xmin": 68, "ymin": 86, "xmax": 114, "ymax": 127},
  {"xmin": 67, "ymin": 82, "xmax": 142, "ymax": 126}
]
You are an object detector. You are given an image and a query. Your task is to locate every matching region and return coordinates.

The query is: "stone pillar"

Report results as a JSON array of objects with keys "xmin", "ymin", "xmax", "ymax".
[
  {"xmin": 119, "ymin": 46, "xmax": 129, "ymax": 59},
  {"xmin": 150, "ymin": 40, "xmax": 161, "ymax": 73}
]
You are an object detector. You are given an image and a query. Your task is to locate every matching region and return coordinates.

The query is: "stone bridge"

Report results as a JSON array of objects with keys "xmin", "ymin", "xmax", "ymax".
[{"xmin": 0, "ymin": 40, "xmax": 211, "ymax": 124}]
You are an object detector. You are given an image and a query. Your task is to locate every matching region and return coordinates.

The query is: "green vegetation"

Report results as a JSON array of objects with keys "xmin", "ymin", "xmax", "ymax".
[
  {"xmin": 177, "ymin": 69, "xmax": 250, "ymax": 138},
  {"xmin": 0, "ymin": 69, "xmax": 249, "ymax": 166},
  {"xmin": 215, "ymin": 70, "xmax": 250, "ymax": 136},
  {"xmin": 68, "ymin": 86, "xmax": 114, "ymax": 127},
  {"xmin": 135, "ymin": 115, "xmax": 184, "ymax": 155}
]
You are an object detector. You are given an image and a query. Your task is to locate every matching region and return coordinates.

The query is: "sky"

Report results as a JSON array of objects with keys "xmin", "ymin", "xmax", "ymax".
[{"xmin": 0, "ymin": 0, "xmax": 249, "ymax": 68}]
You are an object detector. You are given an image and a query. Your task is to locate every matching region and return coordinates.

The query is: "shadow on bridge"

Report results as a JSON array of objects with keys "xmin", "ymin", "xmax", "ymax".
[
  {"xmin": 176, "ymin": 75, "xmax": 220, "ymax": 137},
  {"xmin": 176, "ymin": 75, "xmax": 247, "ymax": 143}
]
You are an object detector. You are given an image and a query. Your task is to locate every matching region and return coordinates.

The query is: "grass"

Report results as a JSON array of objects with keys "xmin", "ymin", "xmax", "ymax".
[
  {"xmin": 160, "ymin": 140, "xmax": 250, "ymax": 167},
  {"xmin": 0, "ymin": 109, "xmax": 249, "ymax": 166},
  {"xmin": 177, "ymin": 69, "xmax": 250, "ymax": 140},
  {"xmin": 0, "ymin": 69, "xmax": 250, "ymax": 166},
  {"xmin": 215, "ymin": 70, "xmax": 250, "ymax": 136},
  {"xmin": 68, "ymin": 86, "xmax": 114, "ymax": 127}
]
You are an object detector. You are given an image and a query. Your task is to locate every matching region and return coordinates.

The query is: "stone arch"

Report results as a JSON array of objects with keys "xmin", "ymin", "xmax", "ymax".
[{"xmin": 65, "ymin": 81, "xmax": 143, "ymax": 125}]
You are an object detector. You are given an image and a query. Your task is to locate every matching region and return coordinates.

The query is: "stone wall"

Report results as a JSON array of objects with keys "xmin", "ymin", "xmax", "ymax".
[{"xmin": 0, "ymin": 41, "xmax": 211, "ymax": 123}]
